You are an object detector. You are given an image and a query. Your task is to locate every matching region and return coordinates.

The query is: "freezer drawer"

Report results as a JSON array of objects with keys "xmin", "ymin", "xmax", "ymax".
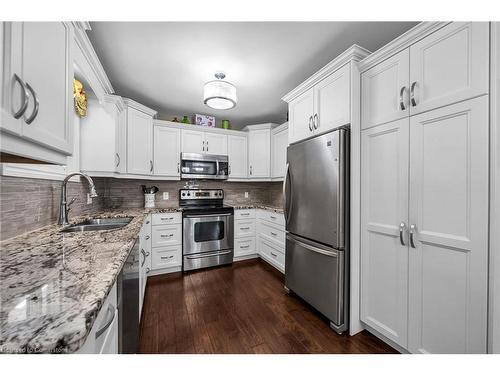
[{"xmin": 285, "ymin": 233, "xmax": 346, "ymax": 330}]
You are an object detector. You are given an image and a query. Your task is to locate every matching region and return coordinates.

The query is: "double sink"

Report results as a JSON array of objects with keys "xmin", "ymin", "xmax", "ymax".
[{"xmin": 60, "ymin": 217, "xmax": 133, "ymax": 233}]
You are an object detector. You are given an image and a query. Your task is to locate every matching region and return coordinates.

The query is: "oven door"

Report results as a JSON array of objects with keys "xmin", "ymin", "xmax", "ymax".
[{"xmin": 183, "ymin": 213, "xmax": 234, "ymax": 255}]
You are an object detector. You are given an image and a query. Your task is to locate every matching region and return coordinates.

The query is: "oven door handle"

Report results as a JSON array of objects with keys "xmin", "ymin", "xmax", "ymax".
[
  {"xmin": 185, "ymin": 250, "xmax": 232, "ymax": 259},
  {"xmin": 184, "ymin": 213, "xmax": 233, "ymax": 218}
]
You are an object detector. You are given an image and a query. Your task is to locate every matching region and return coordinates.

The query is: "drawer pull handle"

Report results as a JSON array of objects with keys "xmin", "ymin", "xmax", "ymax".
[
  {"xmin": 161, "ymin": 217, "xmax": 174, "ymax": 220},
  {"xmin": 270, "ymin": 216, "xmax": 277, "ymax": 219},
  {"xmin": 240, "ymin": 213, "xmax": 250, "ymax": 216},
  {"xmin": 270, "ymin": 232, "xmax": 277, "ymax": 236},
  {"xmin": 270, "ymin": 252, "xmax": 278, "ymax": 257},
  {"xmin": 240, "ymin": 245, "xmax": 250, "ymax": 249},
  {"xmin": 95, "ymin": 304, "xmax": 116, "ymax": 339},
  {"xmin": 240, "ymin": 227, "xmax": 250, "ymax": 230},
  {"xmin": 146, "ymin": 267, "xmax": 150, "ymax": 274},
  {"xmin": 161, "ymin": 234, "xmax": 174, "ymax": 238},
  {"xmin": 145, "ymin": 235, "xmax": 150, "ymax": 240},
  {"xmin": 161, "ymin": 255, "xmax": 175, "ymax": 260}
]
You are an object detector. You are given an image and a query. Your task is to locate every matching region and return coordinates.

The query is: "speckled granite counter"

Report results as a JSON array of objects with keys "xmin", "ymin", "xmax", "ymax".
[
  {"xmin": 230, "ymin": 205, "xmax": 284, "ymax": 214},
  {"xmin": 0, "ymin": 208, "xmax": 156, "ymax": 354}
]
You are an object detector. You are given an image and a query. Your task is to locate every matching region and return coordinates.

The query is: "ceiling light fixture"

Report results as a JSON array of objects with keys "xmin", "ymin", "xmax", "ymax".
[{"xmin": 203, "ymin": 72, "xmax": 237, "ymax": 110}]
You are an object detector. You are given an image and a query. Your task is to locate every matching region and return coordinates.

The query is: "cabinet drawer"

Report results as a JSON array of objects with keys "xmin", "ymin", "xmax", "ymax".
[
  {"xmin": 152, "ymin": 212, "xmax": 182, "ymax": 225},
  {"xmin": 235, "ymin": 237, "xmax": 256, "ymax": 257},
  {"xmin": 259, "ymin": 236, "xmax": 285, "ymax": 272},
  {"xmin": 152, "ymin": 246, "xmax": 182, "ymax": 270},
  {"xmin": 152, "ymin": 224, "xmax": 182, "ymax": 247},
  {"xmin": 258, "ymin": 221, "xmax": 285, "ymax": 247},
  {"xmin": 257, "ymin": 209, "xmax": 285, "ymax": 226},
  {"xmin": 234, "ymin": 220, "xmax": 256, "ymax": 238},
  {"xmin": 235, "ymin": 209, "xmax": 255, "ymax": 220}
]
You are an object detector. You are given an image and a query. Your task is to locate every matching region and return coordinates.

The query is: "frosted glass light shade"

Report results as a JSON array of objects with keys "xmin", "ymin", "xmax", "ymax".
[{"xmin": 203, "ymin": 80, "xmax": 237, "ymax": 110}]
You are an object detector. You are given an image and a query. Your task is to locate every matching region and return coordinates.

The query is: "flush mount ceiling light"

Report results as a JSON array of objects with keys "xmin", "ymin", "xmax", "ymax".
[{"xmin": 203, "ymin": 72, "xmax": 237, "ymax": 110}]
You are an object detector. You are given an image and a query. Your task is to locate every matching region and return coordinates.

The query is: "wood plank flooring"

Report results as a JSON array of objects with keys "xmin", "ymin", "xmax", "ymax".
[{"xmin": 139, "ymin": 259, "xmax": 397, "ymax": 354}]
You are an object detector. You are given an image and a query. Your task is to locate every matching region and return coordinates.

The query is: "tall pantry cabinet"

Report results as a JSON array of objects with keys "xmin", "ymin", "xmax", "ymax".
[{"xmin": 359, "ymin": 22, "xmax": 490, "ymax": 353}]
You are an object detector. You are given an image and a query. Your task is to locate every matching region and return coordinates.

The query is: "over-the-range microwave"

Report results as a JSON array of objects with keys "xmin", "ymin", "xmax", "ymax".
[{"xmin": 180, "ymin": 152, "xmax": 229, "ymax": 180}]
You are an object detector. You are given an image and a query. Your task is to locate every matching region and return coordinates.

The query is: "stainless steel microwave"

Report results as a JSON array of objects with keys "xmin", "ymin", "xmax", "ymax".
[{"xmin": 180, "ymin": 153, "xmax": 229, "ymax": 180}]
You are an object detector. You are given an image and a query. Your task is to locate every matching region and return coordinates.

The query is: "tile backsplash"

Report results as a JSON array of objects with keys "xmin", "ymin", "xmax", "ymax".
[{"xmin": 0, "ymin": 176, "xmax": 283, "ymax": 240}]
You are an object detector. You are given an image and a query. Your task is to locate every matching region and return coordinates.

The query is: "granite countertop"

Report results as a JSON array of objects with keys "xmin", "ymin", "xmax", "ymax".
[
  {"xmin": 230, "ymin": 205, "xmax": 284, "ymax": 214},
  {"xmin": 0, "ymin": 209, "xmax": 150, "ymax": 354}
]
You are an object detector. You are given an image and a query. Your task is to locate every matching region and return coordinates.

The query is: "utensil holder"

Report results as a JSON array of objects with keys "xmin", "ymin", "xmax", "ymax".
[{"xmin": 144, "ymin": 193, "xmax": 155, "ymax": 208}]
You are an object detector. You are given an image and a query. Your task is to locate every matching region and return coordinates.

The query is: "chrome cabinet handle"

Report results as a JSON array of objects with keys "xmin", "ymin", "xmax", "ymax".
[
  {"xmin": 150, "ymin": 160, "xmax": 153, "ymax": 173},
  {"xmin": 249, "ymin": 165, "xmax": 253, "ymax": 175},
  {"xmin": 240, "ymin": 227, "xmax": 250, "ymax": 230},
  {"xmin": 240, "ymin": 245, "xmax": 250, "ymax": 249},
  {"xmin": 228, "ymin": 165, "xmax": 231, "ymax": 175},
  {"xmin": 177, "ymin": 162, "xmax": 180, "ymax": 173},
  {"xmin": 270, "ymin": 251, "xmax": 278, "ymax": 257},
  {"xmin": 240, "ymin": 213, "xmax": 250, "ymax": 216},
  {"xmin": 145, "ymin": 220, "xmax": 150, "ymax": 224},
  {"xmin": 206, "ymin": 140, "xmax": 208, "ymax": 152},
  {"xmin": 270, "ymin": 231, "xmax": 277, "ymax": 236},
  {"xmin": 160, "ymin": 233, "xmax": 174, "ymax": 238},
  {"xmin": 308, "ymin": 116, "xmax": 313, "ymax": 131},
  {"xmin": 410, "ymin": 81, "xmax": 418, "ymax": 107},
  {"xmin": 146, "ymin": 251, "xmax": 150, "ymax": 257},
  {"xmin": 11, "ymin": 73, "xmax": 29, "ymax": 119},
  {"xmin": 146, "ymin": 267, "xmax": 150, "ymax": 274},
  {"xmin": 313, "ymin": 114, "xmax": 318, "ymax": 129},
  {"xmin": 160, "ymin": 217, "xmax": 174, "ymax": 221},
  {"xmin": 409, "ymin": 224, "xmax": 417, "ymax": 248},
  {"xmin": 95, "ymin": 304, "xmax": 115, "ymax": 339},
  {"xmin": 141, "ymin": 248, "xmax": 146, "ymax": 267},
  {"xmin": 399, "ymin": 86, "xmax": 407, "ymax": 110},
  {"xmin": 399, "ymin": 222, "xmax": 406, "ymax": 246},
  {"xmin": 145, "ymin": 235, "xmax": 150, "ymax": 240},
  {"xmin": 270, "ymin": 215, "xmax": 277, "ymax": 219},
  {"xmin": 115, "ymin": 153, "xmax": 121, "ymax": 167},
  {"xmin": 160, "ymin": 255, "xmax": 174, "ymax": 260},
  {"xmin": 23, "ymin": 83, "xmax": 39, "ymax": 124}
]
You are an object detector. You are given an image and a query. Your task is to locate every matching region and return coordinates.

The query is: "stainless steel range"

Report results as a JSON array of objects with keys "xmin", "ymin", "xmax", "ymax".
[{"xmin": 180, "ymin": 189, "xmax": 234, "ymax": 272}]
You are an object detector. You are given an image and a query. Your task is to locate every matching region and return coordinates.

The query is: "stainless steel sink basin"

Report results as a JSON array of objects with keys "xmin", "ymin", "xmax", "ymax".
[{"xmin": 60, "ymin": 217, "xmax": 133, "ymax": 233}]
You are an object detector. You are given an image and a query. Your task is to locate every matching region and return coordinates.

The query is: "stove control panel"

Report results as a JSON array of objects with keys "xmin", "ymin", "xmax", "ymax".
[{"xmin": 179, "ymin": 189, "xmax": 224, "ymax": 200}]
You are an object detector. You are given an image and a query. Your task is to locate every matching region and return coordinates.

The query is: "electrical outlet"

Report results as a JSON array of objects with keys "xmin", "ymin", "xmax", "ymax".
[
  {"xmin": 244, "ymin": 192, "xmax": 249, "ymax": 198},
  {"xmin": 87, "ymin": 193, "xmax": 92, "ymax": 204},
  {"xmin": 163, "ymin": 192, "xmax": 169, "ymax": 200}
]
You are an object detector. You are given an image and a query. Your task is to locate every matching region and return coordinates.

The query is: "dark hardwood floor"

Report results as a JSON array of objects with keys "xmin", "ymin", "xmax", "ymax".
[{"xmin": 139, "ymin": 259, "xmax": 397, "ymax": 354}]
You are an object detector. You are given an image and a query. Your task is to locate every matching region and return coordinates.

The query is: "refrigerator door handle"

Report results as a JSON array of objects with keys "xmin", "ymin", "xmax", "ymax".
[
  {"xmin": 283, "ymin": 163, "xmax": 293, "ymax": 225},
  {"xmin": 287, "ymin": 234, "xmax": 339, "ymax": 258}
]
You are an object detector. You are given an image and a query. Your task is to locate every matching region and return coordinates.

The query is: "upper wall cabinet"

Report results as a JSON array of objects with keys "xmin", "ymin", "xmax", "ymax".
[
  {"xmin": 246, "ymin": 124, "xmax": 275, "ymax": 179},
  {"xmin": 154, "ymin": 124, "xmax": 181, "ymax": 177},
  {"xmin": 181, "ymin": 129, "xmax": 227, "ymax": 155},
  {"xmin": 361, "ymin": 22, "xmax": 489, "ymax": 129},
  {"xmin": 408, "ymin": 22, "xmax": 489, "ymax": 116},
  {"xmin": 125, "ymin": 99, "xmax": 157, "ymax": 175},
  {"xmin": 0, "ymin": 22, "xmax": 74, "ymax": 164},
  {"xmin": 271, "ymin": 122, "xmax": 288, "ymax": 179},
  {"xmin": 283, "ymin": 45, "xmax": 370, "ymax": 145},
  {"xmin": 227, "ymin": 134, "xmax": 248, "ymax": 179}
]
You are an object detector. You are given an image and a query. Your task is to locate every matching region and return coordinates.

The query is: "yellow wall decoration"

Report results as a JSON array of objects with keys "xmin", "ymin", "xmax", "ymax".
[{"xmin": 74, "ymin": 79, "xmax": 88, "ymax": 117}]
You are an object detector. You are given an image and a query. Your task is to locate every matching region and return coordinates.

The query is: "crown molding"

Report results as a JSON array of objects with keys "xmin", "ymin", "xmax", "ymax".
[
  {"xmin": 281, "ymin": 44, "xmax": 371, "ymax": 103},
  {"xmin": 123, "ymin": 98, "xmax": 158, "ymax": 117},
  {"xmin": 72, "ymin": 21, "xmax": 114, "ymax": 95},
  {"xmin": 101, "ymin": 94, "xmax": 126, "ymax": 113},
  {"xmin": 358, "ymin": 22, "xmax": 450, "ymax": 72}
]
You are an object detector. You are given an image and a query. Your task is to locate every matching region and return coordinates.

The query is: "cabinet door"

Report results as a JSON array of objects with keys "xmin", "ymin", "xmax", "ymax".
[
  {"xmin": 228, "ymin": 134, "xmax": 248, "ymax": 178},
  {"xmin": 288, "ymin": 88, "xmax": 314, "ymax": 144},
  {"xmin": 248, "ymin": 129, "xmax": 271, "ymax": 178},
  {"xmin": 271, "ymin": 128, "xmax": 288, "ymax": 178},
  {"xmin": 314, "ymin": 64, "xmax": 351, "ymax": 134},
  {"xmin": 19, "ymin": 22, "xmax": 73, "ymax": 154},
  {"xmin": 408, "ymin": 96, "xmax": 488, "ymax": 353},
  {"xmin": 409, "ymin": 22, "xmax": 489, "ymax": 116},
  {"xmin": 204, "ymin": 132, "xmax": 227, "ymax": 155},
  {"xmin": 360, "ymin": 118, "xmax": 409, "ymax": 348},
  {"xmin": 115, "ymin": 109, "xmax": 127, "ymax": 173},
  {"xmin": 361, "ymin": 49, "xmax": 410, "ymax": 129},
  {"xmin": 127, "ymin": 108, "xmax": 153, "ymax": 175},
  {"xmin": 181, "ymin": 129, "xmax": 203, "ymax": 153},
  {"xmin": 154, "ymin": 126, "xmax": 180, "ymax": 176}
]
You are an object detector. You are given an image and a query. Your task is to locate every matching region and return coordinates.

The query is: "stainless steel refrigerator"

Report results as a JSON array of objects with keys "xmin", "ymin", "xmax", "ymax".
[{"xmin": 284, "ymin": 127, "xmax": 349, "ymax": 334}]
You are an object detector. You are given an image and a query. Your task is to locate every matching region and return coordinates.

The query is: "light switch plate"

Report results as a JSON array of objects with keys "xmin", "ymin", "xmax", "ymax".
[
  {"xmin": 244, "ymin": 192, "xmax": 249, "ymax": 198},
  {"xmin": 163, "ymin": 192, "xmax": 169, "ymax": 200}
]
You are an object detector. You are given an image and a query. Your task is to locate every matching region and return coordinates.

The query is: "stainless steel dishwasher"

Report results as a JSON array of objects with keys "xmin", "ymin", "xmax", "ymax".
[{"xmin": 117, "ymin": 236, "xmax": 140, "ymax": 353}]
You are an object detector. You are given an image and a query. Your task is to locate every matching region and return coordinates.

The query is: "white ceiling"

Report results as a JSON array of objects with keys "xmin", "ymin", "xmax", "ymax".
[{"xmin": 88, "ymin": 22, "xmax": 418, "ymax": 129}]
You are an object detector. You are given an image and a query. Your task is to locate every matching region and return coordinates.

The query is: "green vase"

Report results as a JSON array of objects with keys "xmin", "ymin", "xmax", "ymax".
[
  {"xmin": 222, "ymin": 119, "xmax": 231, "ymax": 129},
  {"xmin": 181, "ymin": 116, "xmax": 190, "ymax": 124}
]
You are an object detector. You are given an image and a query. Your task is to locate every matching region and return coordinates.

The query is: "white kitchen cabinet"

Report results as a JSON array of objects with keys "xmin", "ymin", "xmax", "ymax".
[
  {"xmin": 139, "ymin": 216, "xmax": 152, "ymax": 318},
  {"xmin": 247, "ymin": 126, "xmax": 272, "ymax": 178},
  {"xmin": 227, "ymin": 134, "xmax": 248, "ymax": 179},
  {"xmin": 154, "ymin": 125, "xmax": 181, "ymax": 177},
  {"xmin": 0, "ymin": 22, "xmax": 74, "ymax": 163},
  {"xmin": 288, "ymin": 88, "xmax": 314, "ymax": 144},
  {"xmin": 313, "ymin": 64, "xmax": 351, "ymax": 134},
  {"xmin": 407, "ymin": 96, "xmax": 489, "ymax": 354},
  {"xmin": 271, "ymin": 123, "xmax": 288, "ymax": 179},
  {"xmin": 181, "ymin": 129, "xmax": 227, "ymax": 155},
  {"xmin": 126, "ymin": 100, "xmax": 156, "ymax": 175},
  {"xmin": 149, "ymin": 213, "xmax": 182, "ymax": 275},
  {"xmin": 234, "ymin": 209, "xmax": 257, "ymax": 259},
  {"xmin": 360, "ymin": 118, "xmax": 409, "ymax": 348},
  {"xmin": 361, "ymin": 49, "xmax": 410, "ymax": 130},
  {"xmin": 409, "ymin": 22, "xmax": 489, "ymax": 116}
]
